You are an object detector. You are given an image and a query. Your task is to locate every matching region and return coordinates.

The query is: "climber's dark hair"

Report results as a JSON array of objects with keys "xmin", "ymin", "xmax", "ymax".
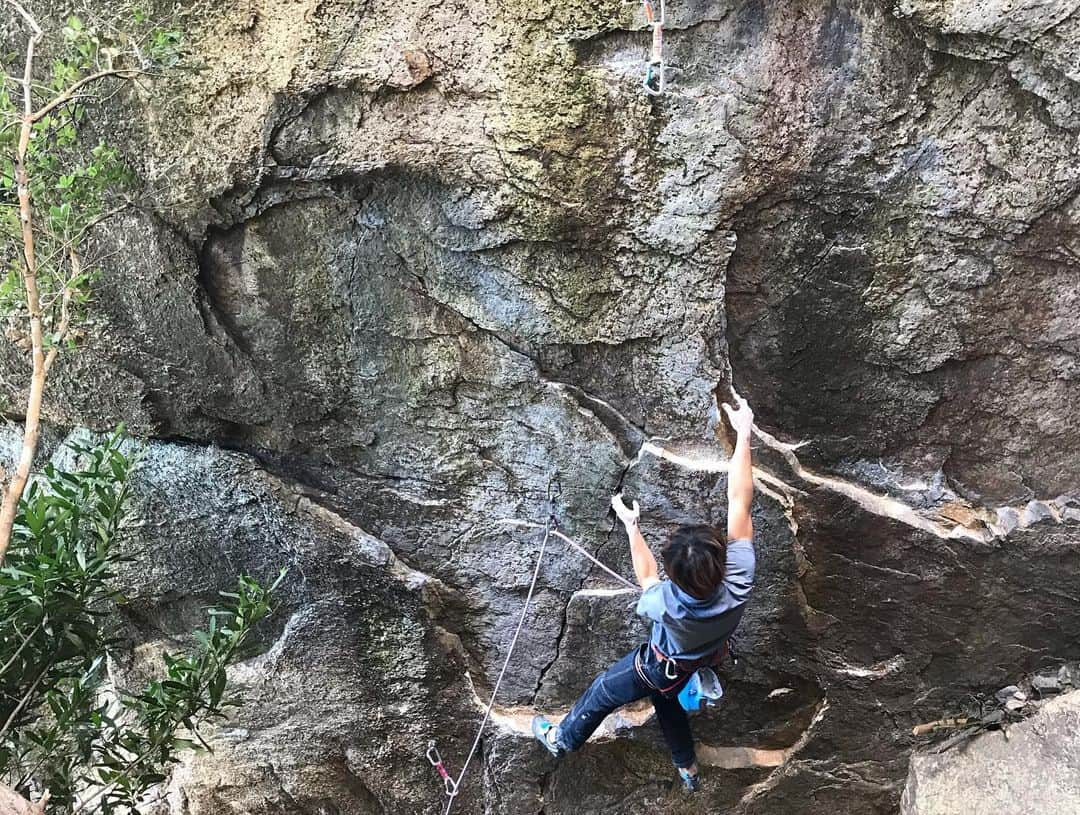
[{"xmin": 662, "ymin": 525, "xmax": 727, "ymax": 600}]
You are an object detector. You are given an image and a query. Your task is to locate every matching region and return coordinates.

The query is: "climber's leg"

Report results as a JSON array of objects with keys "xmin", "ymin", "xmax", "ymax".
[
  {"xmin": 650, "ymin": 689, "xmax": 697, "ymax": 769},
  {"xmin": 551, "ymin": 646, "xmax": 650, "ymax": 754}
]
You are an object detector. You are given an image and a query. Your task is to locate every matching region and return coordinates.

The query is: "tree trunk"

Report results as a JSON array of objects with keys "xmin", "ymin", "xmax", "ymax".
[
  {"xmin": 0, "ymin": 5, "xmax": 45, "ymax": 564},
  {"xmin": 0, "ymin": 784, "xmax": 47, "ymax": 815}
]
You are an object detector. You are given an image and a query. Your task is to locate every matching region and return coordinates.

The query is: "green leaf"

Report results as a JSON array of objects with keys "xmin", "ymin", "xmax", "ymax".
[
  {"xmin": 171, "ymin": 737, "xmax": 200, "ymax": 752},
  {"xmin": 209, "ymin": 669, "xmax": 226, "ymax": 706}
]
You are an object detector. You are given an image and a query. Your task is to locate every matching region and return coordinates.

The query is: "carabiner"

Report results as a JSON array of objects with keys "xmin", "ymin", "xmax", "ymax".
[
  {"xmin": 643, "ymin": 59, "xmax": 665, "ymax": 96},
  {"xmin": 664, "ymin": 656, "xmax": 679, "ymax": 680},
  {"xmin": 426, "ymin": 741, "xmax": 442, "ymax": 766}
]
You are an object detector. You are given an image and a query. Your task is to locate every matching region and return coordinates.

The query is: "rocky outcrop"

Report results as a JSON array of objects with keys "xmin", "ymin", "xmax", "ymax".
[
  {"xmin": 2, "ymin": 0, "xmax": 1080, "ymax": 812},
  {"xmin": 901, "ymin": 690, "xmax": 1080, "ymax": 815}
]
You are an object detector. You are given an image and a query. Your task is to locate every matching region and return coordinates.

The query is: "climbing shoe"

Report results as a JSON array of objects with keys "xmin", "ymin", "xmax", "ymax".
[
  {"xmin": 531, "ymin": 715, "xmax": 563, "ymax": 758},
  {"xmin": 678, "ymin": 766, "xmax": 701, "ymax": 792}
]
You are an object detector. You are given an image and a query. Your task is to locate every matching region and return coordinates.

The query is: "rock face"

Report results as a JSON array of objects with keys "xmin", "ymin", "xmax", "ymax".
[
  {"xmin": 3, "ymin": 0, "xmax": 1080, "ymax": 813},
  {"xmin": 901, "ymin": 690, "xmax": 1080, "ymax": 815}
]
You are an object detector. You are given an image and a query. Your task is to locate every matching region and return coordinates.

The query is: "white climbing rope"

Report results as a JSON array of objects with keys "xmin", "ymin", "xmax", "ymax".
[
  {"xmin": 498, "ymin": 518, "xmax": 640, "ymax": 593},
  {"xmin": 442, "ymin": 522, "xmax": 554, "ymax": 815},
  {"xmin": 436, "ymin": 517, "xmax": 641, "ymax": 810}
]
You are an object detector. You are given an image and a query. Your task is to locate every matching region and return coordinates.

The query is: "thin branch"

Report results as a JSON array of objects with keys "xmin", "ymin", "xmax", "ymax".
[
  {"xmin": 91, "ymin": 81, "xmax": 131, "ymax": 109},
  {"xmin": 0, "ymin": 654, "xmax": 55, "ymax": 742},
  {"xmin": 72, "ymin": 743, "xmax": 156, "ymax": 814},
  {"xmin": 31, "ymin": 69, "xmax": 148, "ymax": 123},
  {"xmin": 0, "ymin": 620, "xmax": 43, "ymax": 678},
  {"xmin": 0, "ymin": 0, "xmax": 47, "ymax": 563},
  {"xmin": 30, "ymin": 203, "xmax": 131, "ymax": 278},
  {"xmin": 5, "ymin": 1, "xmax": 43, "ymax": 38},
  {"xmin": 2, "ymin": 75, "xmax": 61, "ymax": 96},
  {"xmin": 37, "ymin": 91, "xmax": 98, "ymax": 113},
  {"xmin": 18, "ymin": 746, "xmax": 51, "ymax": 791}
]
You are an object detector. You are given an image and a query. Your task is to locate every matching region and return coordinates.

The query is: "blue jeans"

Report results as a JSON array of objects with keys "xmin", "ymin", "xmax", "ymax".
[{"xmin": 555, "ymin": 644, "xmax": 696, "ymax": 768}]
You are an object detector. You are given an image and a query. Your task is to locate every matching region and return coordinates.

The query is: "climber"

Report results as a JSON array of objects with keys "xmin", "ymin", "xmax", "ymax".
[{"xmin": 531, "ymin": 394, "xmax": 757, "ymax": 792}]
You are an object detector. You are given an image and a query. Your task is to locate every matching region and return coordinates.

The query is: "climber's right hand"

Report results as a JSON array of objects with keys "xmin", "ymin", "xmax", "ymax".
[
  {"xmin": 722, "ymin": 393, "xmax": 755, "ymax": 438},
  {"xmin": 611, "ymin": 493, "xmax": 640, "ymax": 527}
]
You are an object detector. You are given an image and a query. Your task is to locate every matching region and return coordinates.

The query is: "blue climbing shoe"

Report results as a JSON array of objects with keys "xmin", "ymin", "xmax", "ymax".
[
  {"xmin": 678, "ymin": 766, "xmax": 701, "ymax": 792},
  {"xmin": 531, "ymin": 715, "xmax": 563, "ymax": 757}
]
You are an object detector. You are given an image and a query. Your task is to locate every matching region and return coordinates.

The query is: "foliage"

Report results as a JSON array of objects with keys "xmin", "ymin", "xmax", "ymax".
[
  {"xmin": 0, "ymin": 7, "xmax": 185, "ymax": 349},
  {"xmin": 0, "ymin": 434, "xmax": 283, "ymax": 812}
]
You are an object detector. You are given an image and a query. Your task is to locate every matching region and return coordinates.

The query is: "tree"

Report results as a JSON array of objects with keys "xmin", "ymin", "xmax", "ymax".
[{"xmin": 0, "ymin": 1, "xmax": 182, "ymax": 560}]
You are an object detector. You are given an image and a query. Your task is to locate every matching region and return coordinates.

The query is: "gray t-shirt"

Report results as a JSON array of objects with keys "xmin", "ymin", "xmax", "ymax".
[{"xmin": 635, "ymin": 538, "xmax": 755, "ymax": 661}]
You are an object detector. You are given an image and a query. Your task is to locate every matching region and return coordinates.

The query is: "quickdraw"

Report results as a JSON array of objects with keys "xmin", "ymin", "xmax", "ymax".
[
  {"xmin": 642, "ymin": 0, "xmax": 666, "ymax": 95},
  {"xmin": 426, "ymin": 741, "xmax": 459, "ymax": 798}
]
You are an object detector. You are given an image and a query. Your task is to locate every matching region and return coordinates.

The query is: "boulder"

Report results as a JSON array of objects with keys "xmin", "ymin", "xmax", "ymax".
[{"xmin": 901, "ymin": 691, "xmax": 1080, "ymax": 815}]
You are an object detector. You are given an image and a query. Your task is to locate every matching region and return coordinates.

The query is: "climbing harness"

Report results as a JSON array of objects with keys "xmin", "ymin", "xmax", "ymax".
[
  {"xmin": 642, "ymin": 634, "xmax": 737, "ymax": 704},
  {"xmin": 641, "ymin": 0, "xmax": 666, "ymax": 95},
  {"xmin": 634, "ymin": 644, "xmax": 686, "ymax": 694}
]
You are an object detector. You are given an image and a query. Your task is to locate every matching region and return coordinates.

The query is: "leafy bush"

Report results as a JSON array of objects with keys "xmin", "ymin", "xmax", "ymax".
[{"xmin": 0, "ymin": 434, "xmax": 282, "ymax": 812}]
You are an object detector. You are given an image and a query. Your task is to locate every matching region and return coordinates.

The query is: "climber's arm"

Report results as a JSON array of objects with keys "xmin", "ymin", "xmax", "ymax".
[
  {"xmin": 724, "ymin": 394, "xmax": 755, "ymax": 542},
  {"xmin": 612, "ymin": 494, "xmax": 659, "ymax": 589},
  {"xmin": 628, "ymin": 521, "xmax": 660, "ymax": 589}
]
